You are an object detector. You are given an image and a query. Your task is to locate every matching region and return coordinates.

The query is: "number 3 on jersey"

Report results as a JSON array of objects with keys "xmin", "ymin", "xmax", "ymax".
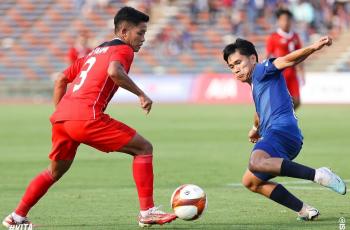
[{"xmin": 73, "ymin": 57, "xmax": 96, "ymax": 92}]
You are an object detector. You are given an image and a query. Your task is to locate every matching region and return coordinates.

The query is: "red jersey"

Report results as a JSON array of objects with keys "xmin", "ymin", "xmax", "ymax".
[
  {"xmin": 266, "ymin": 29, "xmax": 302, "ymax": 78},
  {"xmin": 51, "ymin": 39, "xmax": 134, "ymax": 123}
]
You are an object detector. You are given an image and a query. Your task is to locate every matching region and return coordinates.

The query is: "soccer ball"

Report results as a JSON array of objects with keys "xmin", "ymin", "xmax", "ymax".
[{"xmin": 170, "ymin": 184, "xmax": 207, "ymax": 220}]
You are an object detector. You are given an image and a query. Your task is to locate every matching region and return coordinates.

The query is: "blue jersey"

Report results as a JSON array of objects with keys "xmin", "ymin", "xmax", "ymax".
[{"xmin": 251, "ymin": 58, "xmax": 303, "ymax": 141}]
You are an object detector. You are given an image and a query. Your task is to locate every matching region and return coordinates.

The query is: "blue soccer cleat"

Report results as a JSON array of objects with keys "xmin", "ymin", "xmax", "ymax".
[{"xmin": 315, "ymin": 167, "xmax": 347, "ymax": 195}]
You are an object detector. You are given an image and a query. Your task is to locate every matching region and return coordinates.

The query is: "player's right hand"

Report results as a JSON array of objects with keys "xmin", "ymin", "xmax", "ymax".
[
  {"xmin": 139, "ymin": 94, "xmax": 153, "ymax": 114},
  {"xmin": 248, "ymin": 128, "xmax": 260, "ymax": 143}
]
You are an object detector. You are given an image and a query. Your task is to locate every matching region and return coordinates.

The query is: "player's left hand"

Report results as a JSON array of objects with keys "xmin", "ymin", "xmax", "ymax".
[
  {"xmin": 139, "ymin": 94, "xmax": 153, "ymax": 114},
  {"xmin": 312, "ymin": 36, "xmax": 332, "ymax": 51}
]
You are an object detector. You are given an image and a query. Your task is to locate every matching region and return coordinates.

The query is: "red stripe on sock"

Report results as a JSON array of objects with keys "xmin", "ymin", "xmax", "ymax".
[
  {"xmin": 15, "ymin": 169, "xmax": 55, "ymax": 217},
  {"xmin": 133, "ymin": 154, "xmax": 154, "ymax": 210}
]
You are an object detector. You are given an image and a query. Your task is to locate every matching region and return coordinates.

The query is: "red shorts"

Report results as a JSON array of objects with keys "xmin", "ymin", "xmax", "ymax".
[
  {"xmin": 49, "ymin": 115, "xmax": 136, "ymax": 161},
  {"xmin": 283, "ymin": 71, "xmax": 300, "ymax": 99}
]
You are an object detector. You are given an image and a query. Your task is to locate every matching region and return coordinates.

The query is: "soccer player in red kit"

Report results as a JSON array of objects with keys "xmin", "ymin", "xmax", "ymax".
[
  {"xmin": 66, "ymin": 30, "xmax": 92, "ymax": 64},
  {"xmin": 266, "ymin": 9, "xmax": 305, "ymax": 109},
  {"xmin": 2, "ymin": 7, "xmax": 177, "ymax": 228}
]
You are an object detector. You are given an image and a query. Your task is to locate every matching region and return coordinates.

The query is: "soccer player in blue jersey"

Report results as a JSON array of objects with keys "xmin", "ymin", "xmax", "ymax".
[{"xmin": 223, "ymin": 36, "xmax": 346, "ymax": 220}]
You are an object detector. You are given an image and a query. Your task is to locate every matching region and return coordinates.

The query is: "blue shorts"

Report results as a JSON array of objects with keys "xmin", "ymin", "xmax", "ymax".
[{"xmin": 252, "ymin": 129, "xmax": 303, "ymax": 181}]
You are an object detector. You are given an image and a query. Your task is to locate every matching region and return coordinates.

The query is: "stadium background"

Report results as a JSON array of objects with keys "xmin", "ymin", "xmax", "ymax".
[
  {"xmin": 0, "ymin": 0, "xmax": 349, "ymax": 229},
  {"xmin": 1, "ymin": 0, "xmax": 350, "ymax": 103}
]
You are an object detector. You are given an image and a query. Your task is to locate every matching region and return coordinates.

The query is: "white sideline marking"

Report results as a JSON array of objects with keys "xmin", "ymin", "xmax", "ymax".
[{"xmin": 227, "ymin": 179, "xmax": 350, "ymax": 188}]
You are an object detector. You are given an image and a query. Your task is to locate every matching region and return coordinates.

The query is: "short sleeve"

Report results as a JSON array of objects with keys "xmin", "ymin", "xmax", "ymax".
[
  {"xmin": 254, "ymin": 58, "xmax": 281, "ymax": 82},
  {"xmin": 62, "ymin": 57, "xmax": 85, "ymax": 83},
  {"xmin": 109, "ymin": 45, "xmax": 134, "ymax": 73}
]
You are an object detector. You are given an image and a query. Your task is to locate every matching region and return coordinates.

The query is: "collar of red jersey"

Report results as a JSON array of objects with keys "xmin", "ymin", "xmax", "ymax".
[
  {"xmin": 114, "ymin": 37, "xmax": 123, "ymax": 41},
  {"xmin": 277, "ymin": 28, "xmax": 294, "ymax": 39}
]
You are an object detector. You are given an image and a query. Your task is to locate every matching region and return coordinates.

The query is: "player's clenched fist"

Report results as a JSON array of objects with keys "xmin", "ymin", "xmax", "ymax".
[
  {"xmin": 139, "ymin": 94, "xmax": 153, "ymax": 114},
  {"xmin": 312, "ymin": 36, "xmax": 332, "ymax": 51}
]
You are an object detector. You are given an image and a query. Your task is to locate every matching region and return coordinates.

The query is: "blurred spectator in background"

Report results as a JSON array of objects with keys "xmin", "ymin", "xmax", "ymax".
[
  {"xmin": 332, "ymin": 1, "xmax": 350, "ymax": 34},
  {"xmin": 77, "ymin": 0, "xmax": 112, "ymax": 16},
  {"xmin": 266, "ymin": 9, "xmax": 304, "ymax": 110},
  {"xmin": 222, "ymin": 0, "xmax": 233, "ymax": 20},
  {"xmin": 137, "ymin": 0, "xmax": 153, "ymax": 16},
  {"xmin": 157, "ymin": 25, "xmax": 192, "ymax": 56},
  {"xmin": 66, "ymin": 31, "xmax": 92, "ymax": 64},
  {"xmin": 290, "ymin": 0, "xmax": 314, "ymax": 43},
  {"xmin": 180, "ymin": 27, "xmax": 193, "ymax": 50},
  {"xmin": 74, "ymin": 0, "xmax": 85, "ymax": 12},
  {"xmin": 230, "ymin": 7, "xmax": 246, "ymax": 37},
  {"xmin": 189, "ymin": 0, "xmax": 210, "ymax": 24},
  {"xmin": 190, "ymin": 0, "xmax": 200, "ymax": 24},
  {"xmin": 208, "ymin": 0, "xmax": 219, "ymax": 24}
]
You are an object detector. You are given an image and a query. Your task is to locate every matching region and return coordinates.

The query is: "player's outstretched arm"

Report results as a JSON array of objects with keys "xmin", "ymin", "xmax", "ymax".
[
  {"xmin": 53, "ymin": 73, "xmax": 69, "ymax": 107},
  {"xmin": 108, "ymin": 61, "xmax": 152, "ymax": 114},
  {"xmin": 273, "ymin": 36, "xmax": 332, "ymax": 70}
]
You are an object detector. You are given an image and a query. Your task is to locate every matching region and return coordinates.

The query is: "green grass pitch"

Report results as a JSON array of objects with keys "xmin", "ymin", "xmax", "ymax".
[{"xmin": 0, "ymin": 104, "xmax": 349, "ymax": 229}]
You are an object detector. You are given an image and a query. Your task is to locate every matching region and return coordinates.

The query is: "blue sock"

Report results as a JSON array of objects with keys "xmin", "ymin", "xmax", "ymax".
[
  {"xmin": 280, "ymin": 160, "xmax": 315, "ymax": 181},
  {"xmin": 269, "ymin": 184, "xmax": 303, "ymax": 212}
]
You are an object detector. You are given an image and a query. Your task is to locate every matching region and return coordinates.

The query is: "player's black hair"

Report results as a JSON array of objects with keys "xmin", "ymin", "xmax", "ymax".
[
  {"xmin": 275, "ymin": 9, "xmax": 293, "ymax": 19},
  {"xmin": 223, "ymin": 38, "xmax": 258, "ymax": 63},
  {"xmin": 114, "ymin": 6, "xmax": 149, "ymax": 32}
]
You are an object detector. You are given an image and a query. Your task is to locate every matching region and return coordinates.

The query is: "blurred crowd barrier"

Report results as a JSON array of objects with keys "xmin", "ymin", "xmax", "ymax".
[{"xmin": 113, "ymin": 73, "xmax": 350, "ymax": 104}]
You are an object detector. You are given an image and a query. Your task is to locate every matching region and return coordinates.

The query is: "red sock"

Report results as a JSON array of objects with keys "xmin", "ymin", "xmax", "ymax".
[
  {"xmin": 15, "ymin": 169, "xmax": 56, "ymax": 217},
  {"xmin": 133, "ymin": 154, "xmax": 154, "ymax": 211}
]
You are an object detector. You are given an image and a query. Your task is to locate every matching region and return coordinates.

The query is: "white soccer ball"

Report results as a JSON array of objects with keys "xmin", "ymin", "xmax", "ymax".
[{"xmin": 170, "ymin": 184, "xmax": 207, "ymax": 221}]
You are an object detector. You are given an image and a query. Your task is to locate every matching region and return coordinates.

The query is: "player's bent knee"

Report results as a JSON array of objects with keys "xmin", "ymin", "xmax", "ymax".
[
  {"xmin": 50, "ymin": 170, "xmax": 65, "ymax": 181},
  {"xmin": 139, "ymin": 139, "xmax": 153, "ymax": 155},
  {"xmin": 50, "ymin": 167, "xmax": 70, "ymax": 181},
  {"xmin": 241, "ymin": 172, "xmax": 259, "ymax": 193},
  {"xmin": 49, "ymin": 160, "xmax": 72, "ymax": 181},
  {"xmin": 241, "ymin": 178, "xmax": 259, "ymax": 193},
  {"xmin": 241, "ymin": 177, "xmax": 251, "ymax": 189}
]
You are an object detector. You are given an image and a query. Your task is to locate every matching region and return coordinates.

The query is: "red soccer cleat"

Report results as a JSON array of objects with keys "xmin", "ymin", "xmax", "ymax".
[{"xmin": 138, "ymin": 207, "xmax": 177, "ymax": 227}]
